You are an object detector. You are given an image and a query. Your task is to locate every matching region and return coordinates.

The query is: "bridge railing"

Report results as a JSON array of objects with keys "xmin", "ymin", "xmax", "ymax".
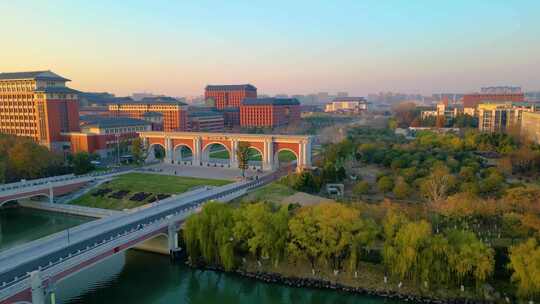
[
  {"xmin": 0, "ymin": 167, "xmax": 132, "ymax": 194},
  {"xmin": 0, "ymin": 169, "xmax": 288, "ymax": 299}
]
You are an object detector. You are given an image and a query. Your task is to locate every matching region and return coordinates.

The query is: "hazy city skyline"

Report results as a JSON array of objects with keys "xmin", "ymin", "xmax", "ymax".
[{"xmin": 1, "ymin": 0, "xmax": 539, "ymax": 96}]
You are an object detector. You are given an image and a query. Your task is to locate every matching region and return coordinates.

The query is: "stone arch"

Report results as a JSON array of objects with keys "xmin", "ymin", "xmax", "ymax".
[
  {"xmin": 173, "ymin": 144, "xmax": 193, "ymax": 164},
  {"xmin": 274, "ymin": 148, "xmax": 298, "ymax": 168},
  {"xmin": 0, "ymin": 193, "xmax": 50, "ymax": 207},
  {"xmin": 246, "ymin": 146, "xmax": 263, "ymax": 168},
  {"xmin": 147, "ymin": 143, "xmax": 166, "ymax": 162},
  {"xmin": 202, "ymin": 142, "xmax": 230, "ymax": 167}
]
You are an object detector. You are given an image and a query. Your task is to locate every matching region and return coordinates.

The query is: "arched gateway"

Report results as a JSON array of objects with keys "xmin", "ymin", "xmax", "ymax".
[{"xmin": 139, "ymin": 131, "xmax": 313, "ymax": 172}]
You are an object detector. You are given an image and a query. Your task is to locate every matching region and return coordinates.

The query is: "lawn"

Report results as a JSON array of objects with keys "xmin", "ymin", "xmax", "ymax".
[
  {"xmin": 232, "ymin": 182, "xmax": 296, "ymax": 205},
  {"xmin": 277, "ymin": 150, "xmax": 297, "ymax": 162},
  {"xmin": 70, "ymin": 173, "xmax": 230, "ymax": 210},
  {"xmin": 209, "ymin": 148, "xmax": 263, "ymax": 161}
]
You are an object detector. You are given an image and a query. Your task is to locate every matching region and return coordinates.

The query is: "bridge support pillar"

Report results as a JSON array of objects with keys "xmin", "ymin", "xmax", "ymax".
[
  {"xmin": 193, "ymin": 137, "xmax": 202, "ymax": 166},
  {"xmin": 165, "ymin": 137, "xmax": 173, "ymax": 164},
  {"xmin": 48, "ymin": 182, "xmax": 54, "ymax": 204},
  {"xmin": 230, "ymin": 139, "xmax": 239, "ymax": 169},
  {"xmin": 168, "ymin": 224, "xmax": 182, "ymax": 262},
  {"xmin": 263, "ymin": 139, "xmax": 274, "ymax": 171},
  {"xmin": 30, "ymin": 271, "xmax": 45, "ymax": 304}
]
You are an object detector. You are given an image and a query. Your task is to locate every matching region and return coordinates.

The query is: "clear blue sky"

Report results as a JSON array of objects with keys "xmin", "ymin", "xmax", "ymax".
[{"xmin": 1, "ymin": 0, "xmax": 539, "ymax": 96}]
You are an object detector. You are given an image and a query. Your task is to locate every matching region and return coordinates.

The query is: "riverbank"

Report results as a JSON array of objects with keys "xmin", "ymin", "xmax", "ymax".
[{"xmin": 187, "ymin": 260, "xmax": 501, "ymax": 304}]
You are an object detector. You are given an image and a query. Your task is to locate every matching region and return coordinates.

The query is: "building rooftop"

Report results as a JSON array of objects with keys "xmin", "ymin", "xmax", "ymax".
[
  {"xmin": 0, "ymin": 70, "xmax": 70, "ymax": 82},
  {"xmin": 205, "ymin": 84, "xmax": 257, "ymax": 91},
  {"xmin": 242, "ymin": 97, "xmax": 300, "ymax": 106},
  {"xmin": 189, "ymin": 109, "xmax": 224, "ymax": 118},
  {"xmin": 112, "ymin": 96, "xmax": 186, "ymax": 106},
  {"xmin": 80, "ymin": 116, "xmax": 150, "ymax": 129},
  {"xmin": 332, "ymin": 97, "xmax": 367, "ymax": 102},
  {"xmin": 34, "ymin": 87, "xmax": 80, "ymax": 94}
]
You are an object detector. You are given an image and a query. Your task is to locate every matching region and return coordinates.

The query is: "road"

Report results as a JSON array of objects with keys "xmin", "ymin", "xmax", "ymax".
[{"xmin": 0, "ymin": 169, "xmax": 283, "ymax": 293}]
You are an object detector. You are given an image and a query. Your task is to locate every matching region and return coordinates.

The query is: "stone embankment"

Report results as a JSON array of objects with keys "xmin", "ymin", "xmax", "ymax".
[{"xmin": 191, "ymin": 263, "xmax": 497, "ymax": 304}]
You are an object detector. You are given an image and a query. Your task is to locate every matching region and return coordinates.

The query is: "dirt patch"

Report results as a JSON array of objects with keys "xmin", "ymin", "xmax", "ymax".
[{"xmin": 281, "ymin": 192, "xmax": 334, "ymax": 206}]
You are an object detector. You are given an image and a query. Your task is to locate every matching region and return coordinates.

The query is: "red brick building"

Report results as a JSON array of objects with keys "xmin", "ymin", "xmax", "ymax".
[
  {"xmin": 65, "ymin": 116, "xmax": 151, "ymax": 159},
  {"xmin": 0, "ymin": 71, "xmax": 80, "ymax": 152},
  {"xmin": 462, "ymin": 93, "xmax": 525, "ymax": 108},
  {"xmin": 108, "ymin": 97, "xmax": 188, "ymax": 131},
  {"xmin": 205, "ymin": 84, "xmax": 257, "ymax": 110},
  {"xmin": 240, "ymin": 98, "xmax": 300, "ymax": 128}
]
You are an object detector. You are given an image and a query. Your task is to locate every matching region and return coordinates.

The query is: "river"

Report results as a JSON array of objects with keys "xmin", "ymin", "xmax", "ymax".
[{"xmin": 1, "ymin": 207, "xmax": 402, "ymax": 304}]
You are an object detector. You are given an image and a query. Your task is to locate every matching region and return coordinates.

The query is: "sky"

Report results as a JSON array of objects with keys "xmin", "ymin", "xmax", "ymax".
[{"xmin": 1, "ymin": 0, "xmax": 539, "ymax": 97}]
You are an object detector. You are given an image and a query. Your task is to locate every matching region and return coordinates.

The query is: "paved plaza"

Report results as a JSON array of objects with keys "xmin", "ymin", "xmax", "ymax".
[{"xmin": 140, "ymin": 163, "xmax": 264, "ymax": 180}]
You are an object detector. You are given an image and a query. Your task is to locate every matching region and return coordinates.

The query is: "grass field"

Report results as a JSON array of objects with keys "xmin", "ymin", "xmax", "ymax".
[
  {"xmin": 209, "ymin": 149, "xmax": 296, "ymax": 162},
  {"xmin": 70, "ymin": 173, "xmax": 230, "ymax": 210},
  {"xmin": 276, "ymin": 150, "xmax": 296, "ymax": 162},
  {"xmin": 232, "ymin": 182, "xmax": 296, "ymax": 205},
  {"xmin": 209, "ymin": 148, "xmax": 263, "ymax": 161}
]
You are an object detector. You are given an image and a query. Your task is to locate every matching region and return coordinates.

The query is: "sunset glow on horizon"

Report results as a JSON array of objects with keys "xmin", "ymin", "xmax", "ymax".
[{"xmin": 1, "ymin": 0, "xmax": 539, "ymax": 97}]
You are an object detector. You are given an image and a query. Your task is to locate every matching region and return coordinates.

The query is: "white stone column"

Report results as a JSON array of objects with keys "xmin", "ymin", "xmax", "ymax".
[
  {"xmin": 263, "ymin": 140, "xmax": 274, "ymax": 171},
  {"xmin": 168, "ymin": 224, "xmax": 179, "ymax": 252},
  {"xmin": 193, "ymin": 137, "xmax": 202, "ymax": 166},
  {"xmin": 165, "ymin": 137, "xmax": 173, "ymax": 164},
  {"xmin": 305, "ymin": 137, "xmax": 312, "ymax": 167},
  {"xmin": 31, "ymin": 270, "xmax": 45, "ymax": 304},
  {"xmin": 48, "ymin": 182, "xmax": 54, "ymax": 204},
  {"xmin": 230, "ymin": 139, "xmax": 239, "ymax": 168}
]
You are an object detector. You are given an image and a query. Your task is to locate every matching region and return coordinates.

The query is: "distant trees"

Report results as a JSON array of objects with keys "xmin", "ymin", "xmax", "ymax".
[
  {"xmin": 377, "ymin": 176, "xmax": 394, "ymax": 193},
  {"xmin": 392, "ymin": 102, "xmax": 419, "ymax": 128},
  {"xmin": 0, "ymin": 134, "xmax": 69, "ymax": 183},
  {"xmin": 353, "ymin": 181, "xmax": 370, "ymax": 197}
]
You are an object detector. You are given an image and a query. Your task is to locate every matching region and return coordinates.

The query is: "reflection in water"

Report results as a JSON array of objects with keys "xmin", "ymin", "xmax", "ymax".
[
  {"xmin": 57, "ymin": 250, "xmax": 403, "ymax": 304},
  {"xmin": 0, "ymin": 207, "xmax": 91, "ymax": 251}
]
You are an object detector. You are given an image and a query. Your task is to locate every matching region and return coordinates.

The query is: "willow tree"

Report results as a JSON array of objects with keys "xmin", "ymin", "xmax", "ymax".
[
  {"xmin": 183, "ymin": 202, "xmax": 237, "ymax": 270},
  {"xmin": 446, "ymin": 229, "xmax": 494, "ymax": 288},
  {"xmin": 233, "ymin": 202, "xmax": 289, "ymax": 267},
  {"xmin": 383, "ymin": 220, "xmax": 432, "ymax": 281},
  {"xmin": 508, "ymin": 238, "xmax": 540, "ymax": 299}
]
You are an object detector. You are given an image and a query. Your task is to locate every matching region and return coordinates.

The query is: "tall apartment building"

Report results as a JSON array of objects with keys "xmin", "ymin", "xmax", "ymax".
[
  {"xmin": 478, "ymin": 102, "xmax": 535, "ymax": 133},
  {"xmin": 240, "ymin": 98, "xmax": 300, "ymax": 128},
  {"xmin": 521, "ymin": 112, "xmax": 540, "ymax": 144},
  {"xmin": 204, "ymin": 84, "xmax": 257, "ymax": 110},
  {"xmin": 108, "ymin": 97, "xmax": 188, "ymax": 131},
  {"xmin": 0, "ymin": 71, "xmax": 80, "ymax": 151}
]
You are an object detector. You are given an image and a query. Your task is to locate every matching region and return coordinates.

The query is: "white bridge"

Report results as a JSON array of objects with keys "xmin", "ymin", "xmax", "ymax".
[{"xmin": 0, "ymin": 169, "xmax": 285, "ymax": 304}]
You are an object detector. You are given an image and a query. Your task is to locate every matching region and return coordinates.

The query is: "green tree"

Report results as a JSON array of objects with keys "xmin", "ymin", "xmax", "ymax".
[
  {"xmin": 131, "ymin": 137, "xmax": 147, "ymax": 164},
  {"xmin": 233, "ymin": 203, "xmax": 289, "ymax": 266},
  {"xmin": 377, "ymin": 176, "xmax": 394, "ymax": 193},
  {"xmin": 292, "ymin": 171, "xmax": 319, "ymax": 193},
  {"xmin": 393, "ymin": 176, "xmax": 411, "ymax": 199},
  {"xmin": 69, "ymin": 152, "xmax": 95, "ymax": 175},
  {"xmin": 236, "ymin": 142, "xmax": 251, "ymax": 177},
  {"xmin": 183, "ymin": 202, "xmax": 237, "ymax": 270},
  {"xmin": 508, "ymin": 238, "xmax": 540, "ymax": 299},
  {"xmin": 446, "ymin": 230, "xmax": 494, "ymax": 287},
  {"xmin": 353, "ymin": 181, "xmax": 370, "ymax": 197},
  {"xmin": 336, "ymin": 166, "xmax": 347, "ymax": 181},
  {"xmin": 420, "ymin": 164, "xmax": 456, "ymax": 204}
]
